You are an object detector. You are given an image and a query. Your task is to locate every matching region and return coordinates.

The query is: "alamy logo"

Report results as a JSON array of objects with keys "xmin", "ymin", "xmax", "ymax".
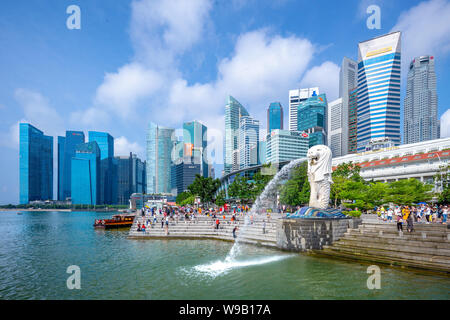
[
  {"xmin": 66, "ymin": 5, "xmax": 81, "ymax": 30},
  {"xmin": 366, "ymin": 5, "xmax": 381, "ymax": 30},
  {"xmin": 66, "ymin": 265, "xmax": 81, "ymax": 289},
  {"xmin": 366, "ymin": 265, "xmax": 381, "ymax": 289}
]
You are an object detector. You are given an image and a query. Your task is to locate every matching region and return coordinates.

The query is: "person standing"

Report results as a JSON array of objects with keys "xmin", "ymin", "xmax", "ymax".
[
  {"xmin": 232, "ymin": 226, "xmax": 238, "ymax": 239},
  {"xmin": 396, "ymin": 207, "xmax": 403, "ymax": 233},
  {"xmin": 442, "ymin": 206, "xmax": 448, "ymax": 224},
  {"xmin": 165, "ymin": 217, "xmax": 169, "ymax": 235},
  {"xmin": 215, "ymin": 218, "xmax": 220, "ymax": 230},
  {"xmin": 405, "ymin": 206, "xmax": 414, "ymax": 233},
  {"xmin": 262, "ymin": 220, "xmax": 266, "ymax": 234}
]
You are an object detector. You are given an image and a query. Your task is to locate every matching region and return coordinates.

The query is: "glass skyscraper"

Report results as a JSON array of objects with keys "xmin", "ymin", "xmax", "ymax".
[
  {"xmin": 288, "ymin": 88, "xmax": 319, "ymax": 131},
  {"xmin": 266, "ymin": 130, "xmax": 308, "ymax": 163},
  {"xmin": 115, "ymin": 153, "xmax": 146, "ymax": 205},
  {"xmin": 224, "ymin": 95, "xmax": 249, "ymax": 174},
  {"xmin": 404, "ymin": 55, "xmax": 439, "ymax": 144},
  {"xmin": 183, "ymin": 120, "xmax": 208, "ymax": 177},
  {"xmin": 239, "ymin": 115, "xmax": 260, "ymax": 170},
  {"xmin": 19, "ymin": 123, "xmax": 53, "ymax": 204},
  {"xmin": 348, "ymin": 88, "xmax": 358, "ymax": 154},
  {"xmin": 71, "ymin": 141, "xmax": 101, "ymax": 205},
  {"xmin": 88, "ymin": 131, "xmax": 116, "ymax": 204},
  {"xmin": 267, "ymin": 102, "xmax": 283, "ymax": 135},
  {"xmin": 297, "ymin": 93, "xmax": 328, "ymax": 147},
  {"xmin": 57, "ymin": 131, "xmax": 85, "ymax": 201},
  {"xmin": 146, "ymin": 122, "xmax": 175, "ymax": 194},
  {"xmin": 357, "ymin": 31, "xmax": 401, "ymax": 152},
  {"xmin": 327, "ymin": 98, "xmax": 344, "ymax": 157}
]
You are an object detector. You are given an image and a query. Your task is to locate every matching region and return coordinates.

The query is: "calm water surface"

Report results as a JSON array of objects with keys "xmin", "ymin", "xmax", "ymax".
[{"xmin": 0, "ymin": 210, "xmax": 449, "ymax": 300}]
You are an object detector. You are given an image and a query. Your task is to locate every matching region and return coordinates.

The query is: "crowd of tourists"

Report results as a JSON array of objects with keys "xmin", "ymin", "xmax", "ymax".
[{"xmin": 375, "ymin": 204, "xmax": 448, "ymax": 232}]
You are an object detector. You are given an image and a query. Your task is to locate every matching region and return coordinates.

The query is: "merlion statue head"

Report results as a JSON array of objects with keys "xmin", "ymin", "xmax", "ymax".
[{"xmin": 307, "ymin": 145, "xmax": 333, "ymax": 182}]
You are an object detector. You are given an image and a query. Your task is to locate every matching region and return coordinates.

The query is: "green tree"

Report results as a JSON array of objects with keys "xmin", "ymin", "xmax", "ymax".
[
  {"xmin": 187, "ymin": 174, "xmax": 221, "ymax": 204},
  {"xmin": 228, "ymin": 175, "xmax": 254, "ymax": 204},
  {"xmin": 385, "ymin": 178, "xmax": 433, "ymax": 206},
  {"xmin": 176, "ymin": 191, "xmax": 192, "ymax": 205},
  {"xmin": 279, "ymin": 162, "xmax": 309, "ymax": 206},
  {"xmin": 252, "ymin": 171, "xmax": 273, "ymax": 199},
  {"xmin": 215, "ymin": 190, "xmax": 226, "ymax": 207},
  {"xmin": 331, "ymin": 162, "xmax": 363, "ymax": 207}
]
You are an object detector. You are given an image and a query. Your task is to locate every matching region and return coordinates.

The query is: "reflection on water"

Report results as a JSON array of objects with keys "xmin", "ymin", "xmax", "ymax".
[{"xmin": 0, "ymin": 210, "xmax": 449, "ymax": 300}]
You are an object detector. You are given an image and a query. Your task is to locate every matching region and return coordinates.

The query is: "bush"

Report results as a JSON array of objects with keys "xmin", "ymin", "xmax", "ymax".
[{"xmin": 346, "ymin": 210, "xmax": 362, "ymax": 218}]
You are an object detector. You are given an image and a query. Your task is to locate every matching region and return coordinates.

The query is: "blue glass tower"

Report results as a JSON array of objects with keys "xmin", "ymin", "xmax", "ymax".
[
  {"xmin": 267, "ymin": 102, "xmax": 283, "ymax": 134},
  {"xmin": 297, "ymin": 93, "xmax": 328, "ymax": 147},
  {"xmin": 88, "ymin": 131, "xmax": 116, "ymax": 204},
  {"xmin": 71, "ymin": 141, "xmax": 101, "ymax": 205},
  {"xmin": 19, "ymin": 123, "xmax": 53, "ymax": 204},
  {"xmin": 183, "ymin": 120, "xmax": 208, "ymax": 177},
  {"xmin": 357, "ymin": 31, "xmax": 401, "ymax": 152},
  {"xmin": 57, "ymin": 131, "xmax": 85, "ymax": 201}
]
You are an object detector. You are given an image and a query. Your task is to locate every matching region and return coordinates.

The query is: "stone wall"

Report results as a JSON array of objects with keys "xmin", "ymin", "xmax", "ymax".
[{"xmin": 276, "ymin": 218, "xmax": 362, "ymax": 252}]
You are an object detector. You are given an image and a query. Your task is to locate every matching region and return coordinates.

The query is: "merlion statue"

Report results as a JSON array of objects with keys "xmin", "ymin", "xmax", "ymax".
[{"xmin": 307, "ymin": 145, "xmax": 333, "ymax": 209}]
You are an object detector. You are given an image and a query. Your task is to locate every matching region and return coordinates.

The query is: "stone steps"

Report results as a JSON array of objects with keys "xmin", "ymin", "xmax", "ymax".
[{"xmin": 346, "ymin": 229, "xmax": 449, "ymax": 241}]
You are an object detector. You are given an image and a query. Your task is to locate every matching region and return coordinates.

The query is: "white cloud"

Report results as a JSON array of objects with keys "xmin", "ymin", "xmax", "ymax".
[
  {"xmin": 391, "ymin": 0, "xmax": 450, "ymax": 71},
  {"xmin": 114, "ymin": 136, "xmax": 144, "ymax": 158},
  {"xmin": 70, "ymin": 107, "xmax": 111, "ymax": 128},
  {"xmin": 440, "ymin": 108, "xmax": 450, "ymax": 138},
  {"xmin": 300, "ymin": 61, "xmax": 340, "ymax": 101},
  {"xmin": 0, "ymin": 119, "xmax": 26, "ymax": 150}
]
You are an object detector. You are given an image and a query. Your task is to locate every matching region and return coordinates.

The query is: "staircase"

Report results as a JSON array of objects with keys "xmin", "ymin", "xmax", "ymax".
[
  {"xmin": 319, "ymin": 220, "xmax": 450, "ymax": 273},
  {"xmin": 128, "ymin": 214, "xmax": 280, "ymax": 248}
]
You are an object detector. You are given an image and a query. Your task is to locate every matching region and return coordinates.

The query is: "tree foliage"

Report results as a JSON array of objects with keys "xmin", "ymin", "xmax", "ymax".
[
  {"xmin": 187, "ymin": 174, "xmax": 221, "ymax": 204},
  {"xmin": 279, "ymin": 162, "xmax": 309, "ymax": 206}
]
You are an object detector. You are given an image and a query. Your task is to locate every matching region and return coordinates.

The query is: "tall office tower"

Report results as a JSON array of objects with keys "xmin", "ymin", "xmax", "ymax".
[
  {"xmin": 288, "ymin": 87, "xmax": 319, "ymax": 131},
  {"xmin": 266, "ymin": 129, "xmax": 309, "ymax": 163},
  {"xmin": 57, "ymin": 131, "xmax": 85, "ymax": 201},
  {"xmin": 146, "ymin": 122, "xmax": 175, "ymax": 194},
  {"xmin": 357, "ymin": 31, "xmax": 401, "ymax": 152},
  {"xmin": 173, "ymin": 162, "xmax": 201, "ymax": 195},
  {"xmin": 348, "ymin": 87, "xmax": 358, "ymax": 153},
  {"xmin": 297, "ymin": 93, "xmax": 328, "ymax": 147},
  {"xmin": 115, "ymin": 153, "xmax": 146, "ymax": 205},
  {"xmin": 267, "ymin": 102, "xmax": 283, "ymax": 135},
  {"xmin": 404, "ymin": 55, "xmax": 439, "ymax": 144},
  {"xmin": 224, "ymin": 95, "xmax": 249, "ymax": 174},
  {"xmin": 88, "ymin": 131, "xmax": 116, "ymax": 204},
  {"xmin": 327, "ymin": 98, "xmax": 344, "ymax": 157},
  {"xmin": 258, "ymin": 140, "xmax": 267, "ymax": 165},
  {"xmin": 238, "ymin": 115, "xmax": 260, "ymax": 170},
  {"xmin": 19, "ymin": 123, "xmax": 53, "ymax": 204},
  {"xmin": 71, "ymin": 141, "xmax": 101, "ymax": 205},
  {"xmin": 338, "ymin": 57, "xmax": 358, "ymax": 155},
  {"xmin": 183, "ymin": 120, "xmax": 208, "ymax": 177}
]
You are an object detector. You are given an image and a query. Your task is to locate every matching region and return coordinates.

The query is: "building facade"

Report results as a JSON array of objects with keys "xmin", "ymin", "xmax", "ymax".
[
  {"xmin": 183, "ymin": 120, "xmax": 208, "ymax": 177},
  {"xmin": 404, "ymin": 55, "xmax": 439, "ymax": 144},
  {"xmin": 348, "ymin": 87, "xmax": 358, "ymax": 154},
  {"xmin": 224, "ymin": 95, "xmax": 249, "ymax": 174},
  {"xmin": 267, "ymin": 102, "xmax": 283, "ymax": 135},
  {"xmin": 266, "ymin": 129, "xmax": 309, "ymax": 164},
  {"xmin": 288, "ymin": 87, "xmax": 319, "ymax": 131},
  {"xmin": 357, "ymin": 31, "xmax": 401, "ymax": 152},
  {"xmin": 173, "ymin": 162, "xmax": 201, "ymax": 195},
  {"xmin": 19, "ymin": 123, "xmax": 53, "ymax": 204},
  {"xmin": 57, "ymin": 131, "xmax": 85, "ymax": 201},
  {"xmin": 297, "ymin": 93, "xmax": 328, "ymax": 147},
  {"xmin": 71, "ymin": 141, "xmax": 101, "ymax": 205},
  {"xmin": 238, "ymin": 115, "xmax": 260, "ymax": 170},
  {"xmin": 327, "ymin": 98, "xmax": 344, "ymax": 157},
  {"xmin": 146, "ymin": 122, "xmax": 175, "ymax": 194}
]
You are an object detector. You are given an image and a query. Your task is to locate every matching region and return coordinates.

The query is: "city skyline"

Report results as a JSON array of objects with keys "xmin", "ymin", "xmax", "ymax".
[{"xmin": 2, "ymin": 0, "xmax": 450, "ymax": 204}]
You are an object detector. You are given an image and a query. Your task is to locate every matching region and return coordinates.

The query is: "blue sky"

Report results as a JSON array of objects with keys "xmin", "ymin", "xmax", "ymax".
[{"xmin": 1, "ymin": 0, "xmax": 450, "ymax": 204}]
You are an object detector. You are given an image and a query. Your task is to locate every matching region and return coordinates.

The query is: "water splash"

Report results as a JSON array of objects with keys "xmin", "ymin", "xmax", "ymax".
[{"xmin": 225, "ymin": 158, "xmax": 308, "ymax": 261}]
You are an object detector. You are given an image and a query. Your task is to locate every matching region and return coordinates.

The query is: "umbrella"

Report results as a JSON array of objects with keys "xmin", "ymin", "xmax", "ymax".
[{"xmin": 417, "ymin": 202, "xmax": 427, "ymax": 205}]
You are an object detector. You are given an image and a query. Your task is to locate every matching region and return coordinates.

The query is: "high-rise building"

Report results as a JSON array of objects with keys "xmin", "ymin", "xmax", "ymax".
[
  {"xmin": 267, "ymin": 102, "xmax": 283, "ymax": 135},
  {"xmin": 297, "ymin": 93, "xmax": 328, "ymax": 147},
  {"xmin": 404, "ymin": 55, "xmax": 439, "ymax": 144},
  {"xmin": 115, "ymin": 152, "xmax": 146, "ymax": 205},
  {"xmin": 224, "ymin": 96, "xmax": 249, "ymax": 174},
  {"xmin": 183, "ymin": 120, "xmax": 208, "ymax": 177},
  {"xmin": 348, "ymin": 87, "xmax": 358, "ymax": 154},
  {"xmin": 327, "ymin": 98, "xmax": 344, "ymax": 157},
  {"xmin": 357, "ymin": 31, "xmax": 401, "ymax": 152},
  {"xmin": 19, "ymin": 123, "xmax": 53, "ymax": 204},
  {"xmin": 88, "ymin": 131, "xmax": 116, "ymax": 204},
  {"xmin": 289, "ymin": 88, "xmax": 319, "ymax": 131},
  {"xmin": 173, "ymin": 162, "xmax": 201, "ymax": 195},
  {"xmin": 57, "ymin": 131, "xmax": 85, "ymax": 201},
  {"xmin": 337, "ymin": 57, "xmax": 358, "ymax": 156},
  {"xmin": 238, "ymin": 115, "xmax": 260, "ymax": 169},
  {"xmin": 146, "ymin": 122, "xmax": 175, "ymax": 194},
  {"xmin": 71, "ymin": 141, "xmax": 101, "ymax": 205},
  {"xmin": 258, "ymin": 140, "xmax": 267, "ymax": 165},
  {"xmin": 266, "ymin": 129, "xmax": 309, "ymax": 163}
]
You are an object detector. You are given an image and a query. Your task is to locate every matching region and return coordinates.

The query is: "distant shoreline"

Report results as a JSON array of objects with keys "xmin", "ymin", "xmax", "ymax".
[{"xmin": 0, "ymin": 208, "xmax": 125, "ymax": 212}]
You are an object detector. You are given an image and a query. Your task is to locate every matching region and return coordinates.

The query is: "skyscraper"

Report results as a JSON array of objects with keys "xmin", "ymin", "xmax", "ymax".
[
  {"xmin": 297, "ymin": 93, "xmax": 328, "ymax": 147},
  {"xmin": 224, "ymin": 96, "xmax": 249, "ymax": 174},
  {"xmin": 357, "ymin": 31, "xmax": 401, "ymax": 152},
  {"xmin": 267, "ymin": 102, "xmax": 283, "ymax": 134},
  {"xmin": 71, "ymin": 141, "xmax": 101, "ymax": 205},
  {"xmin": 19, "ymin": 123, "xmax": 53, "ymax": 204},
  {"xmin": 348, "ymin": 87, "xmax": 358, "ymax": 154},
  {"xmin": 288, "ymin": 87, "xmax": 319, "ymax": 131},
  {"xmin": 239, "ymin": 115, "xmax": 260, "ymax": 169},
  {"xmin": 266, "ymin": 129, "xmax": 309, "ymax": 164},
  {"xmin": 337, "ymin": 57, "xmax": 358, "ymax": 156},
  {"xmin": 57, "ymin": 131, "xmax": 85, "ymax": 201},
  {"xmin": 327, "ymin": 98, "xmax": 344, "ymax": 157},
  {"xmin": 115, "ymin": 153, "xmax": 146, "ymax": 205},
  {"xmin": 88, "ymin": 131, "xmax": 116, "ymax": 204},
  {"xmin": 146, "ymin": 122, "xmax": 175, "ymax": 194},
  {"xmin": 404, "ymin": 55, "xmax": 439, "ymax": 144},
  {"xmin": 183, "ymin": 120, "xmax": 209, "ymax": 177}
]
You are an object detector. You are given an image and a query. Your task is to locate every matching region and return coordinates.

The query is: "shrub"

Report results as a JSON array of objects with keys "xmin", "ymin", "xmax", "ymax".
[{"xmin": 346, "ymin": 210, "xmax": 362, "ymax": 218}]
